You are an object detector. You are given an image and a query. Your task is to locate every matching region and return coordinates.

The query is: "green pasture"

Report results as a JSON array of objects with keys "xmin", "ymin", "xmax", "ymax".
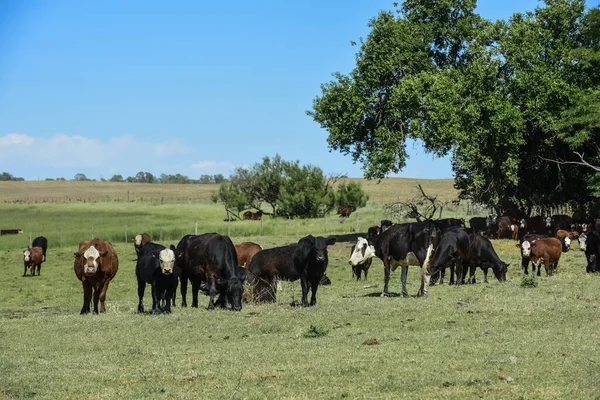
[{"xmin": 1, "ymin": 233, "xmax": 600, "ymax": 399}]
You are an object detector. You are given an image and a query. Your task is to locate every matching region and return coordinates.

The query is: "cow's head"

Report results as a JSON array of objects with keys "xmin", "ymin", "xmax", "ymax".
[
  {"xmin": 294, "ymin": 235, "xmax": 336, "ymax": 267},
  {"xmin": 217, "ymin": 275, "xmax": 245, "ymax": 311},
  {"xmin": 519, "ymin": 218, "xmax": 527, "ymax": 229},
  {"xmin": 23, "ymin": 248, "xmax": 31, "ymax": 262},
  {"xmin": 492, "ymin": 262, "xmax": 509, "ymax": 282},
  {"xmin": 545, "ymin": 216, "xmax": 552, "ymax": 228},
  {"xmin": 83, "ymin": 245, "xmax": 106, "ymax": 276},
  {"xmin": 579, "ymin": 233, "xmax": 587, "ymax": 251},
  {"xmin": 349, "ymin": 237, "xmax": 376, "ymax": 266},
  {"xmin": 134, "ymin": 234, "xmax": 142, "ymax": 247},
  {"xmin": 564, "ymin": 236, "xmax": 572, "ymax": 250},
  {"xmin": 521, "ymin": 240, "xmax": 532, "ymax": 258},
  {"xmin": 158, "ymin": 248, "xmax": 175, "ymax": 275}
]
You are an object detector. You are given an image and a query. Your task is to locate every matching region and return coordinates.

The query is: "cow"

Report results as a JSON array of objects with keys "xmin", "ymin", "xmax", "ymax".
[
  {"xmin": 466, "ymin": 234, "xmax": 509, "ymax": 284},
  {"xmin": 429, "ymin": 227, "xmax": 470, "ymax": 285},
  {"xmin": 243, "ymin": 210, "xmax": 263, "ymax": 220},
  {"xmin": 497, "ymin": 216, "xmax": 515, "ymax": 239},
  {"xmin": 555, "ymin": 230, "xmax": 578, "ymax": 252},
  {"xmin": 367, "ymin": 226, "xmax": 381, "ymax": 238},
  {"xmin": 526, "ymin": 238, "xmax": 562, "ymax": 277},
  {"xmin": 518, "ymin": 233, "xmax": 548, "ymax": 275},
  {"xmin": 136, "ymin": 242, "xmax": 180, "ymax": 314},
  {"xmin": 579, "ymin": 232, "xmax": 588, "ymax": 252},
  {"xmin": 520, "ymin": 216, "xmax": 551, "ymax": 235},
  {"xmin": 429, "ymin": 218, "xmax": 465, "ymax": 231},
  {"xmin": 469, "ymin": 217, "xmax": 488, "ymax": 235},
  {"xmin": 235, "ymin": 242, "xmax": 263, "ymax": 268},
  {"xmin": 22, "ymin": 247, "xmax": 43, "ymax": 276},
  {"xmin": 380, "ymin": 220, "xmax": 393, "ymax": 233},
  {"xmin": 1, "ymin": 229, "xmax": 23, "ymax": 235},
  {"xmin": 73, "ymin": 239, "xmax": 119, "ymax": 314},
  {"xmin": 134, "ymin": 233, "xmax": 151, "ymax": 257},
  {"xmin": 338, "ymin": 207, "xmax": 352, "ymax": 218},
  {"xmin": 247, "ymin": 235, "xmax": 336, "ymax": 306},
  {"xmin": 32, "ymin": 236, "xmax": 48, "ymax": 262},
  {"xmin": 486, "ymin": 215, "xmax": 499, "ymax": 238},
  {"xmin": 349, "ymin": 222, "xmax": 438, "ymax": 297},
  {"xmin": 349, "ymin": 244, "xmax": 372, "ymax": 280},
  {"xmin": 585, "ymin": 231, "xmax": 600, "ymax": 273},
  {"xmin": 175, "ymin": 233, "xmax": 245, "ymax": 311},
  {"xmin": 510, "ymin": 224, "xmax": 519, "ymax": 241}
]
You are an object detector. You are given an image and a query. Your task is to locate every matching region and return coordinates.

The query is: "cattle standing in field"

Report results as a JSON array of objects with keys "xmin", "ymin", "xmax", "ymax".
[
  {"xmin": 22, "ymin": 247, "xmax": 43, "ymax": 276},
  {"xmin": 497, "ymin": 216, "xmax": 515, "ymax": 239},
  {"xmin": 555, "ymin": 230, "xmax": 578, "ymax": 252},
  {"xmin": 466, "ymin": 234, "xmax": 509, "ymax": 284},
  {"xmin": 136, "ymin": 242, "xmax": 180, "ymax": 314},
  {"xmin": 134, "ymin": 233, "xmax": 151, "ymax": 257},
  {"xmin": 520, "ymin": 216, "xmax": 551, "ymax": 236},
  {"xmin": 248, "ymin": 235, "xmax": 336, "ymax": 306},
  {"xmin": 32, "ymin": 236, "xmax": 48, "ymax": 262},
  {"xmin": 523, "ymin": 237, "xmax": 562, "ymax": 277},
  {"xmin": 469, "ymin": 217, "xmax": 488, "ymax": 235},
  {"xmin": 338, "ymin": 207, "xmax": 352, "ymax": 218},
  {"xmin": 518, "ymin": 234, "xmax": 547, "ymax": 275},
  {"xmin": 367, "ymin": 226, "xmax": 381, "ymax": 238},
  {"xmin": 429, "ymin": 218, "xmax": 465, "ymax": 231},
  {"xmin": 243, "ymin": 210, "xmax": 263, "ymax": 220},
  {"xmin": 510, "ymin": 224, "xmax": 519, "ymax": 241},
  {"xmin": 349, "ymin": 222, "xmax": 438, "ymax": 297},
  {"xmin": 550, "ymin": 215, "xmax": 573, "ymax": 236},
  {"xmin": 429, "ymin": 227, "xmax": 470, "ymax": 285},
  {"xmin": 73, "ymin": 239, "xmax": 119, "ymax": 314},
  {"xmin": 349, "ymin": 244, "xmax": 372, "ymax": 280},
  {"xmin": 584, "ymin": 231, "xmax": 600, "ymax": 273},
  {"xmin": 175, "ymin": 233, "xmax": 245, "ymax": 311},
  {"xmin": 235, "ymin": 242, "xmax": 263, "ymax": 268}
]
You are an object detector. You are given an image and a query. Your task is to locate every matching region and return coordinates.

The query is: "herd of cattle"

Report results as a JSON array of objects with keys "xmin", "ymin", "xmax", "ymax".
[{"xmin": 18, "ymin": 213, "xmax": 600, "ymax": 314}]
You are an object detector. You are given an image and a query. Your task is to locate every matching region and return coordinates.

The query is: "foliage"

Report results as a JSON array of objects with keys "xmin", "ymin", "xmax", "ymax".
[
  {"xmin": 520, "ymin": 274, "xmax": 539, "ymax": 288},
  {"xmin": 211, "ymin": 180, "xmax": 248, "ymax": 219},
  {"xmin": 73, "ymin": 173, "xmax": 91, "ymax": 181},
  {"xmin": 109, "ymin": 174, "xmax": 124, "ymax": 182},
  {"xmin": 309, "ymin": 0, "xmax": 600, "ymax": 215},
  {"xmin": 303, "ymin": 324, "xmax": 329, "ymax": 338},
  {"xmin": 334, "ymin": 182, "xmax": 368, "ymax": 212},
  {"xmin": 235, "ymin": 155, "xmax": 285, "ymax": 214},
  {"xmin": 0, "ymin": 172, "xmax": 24, "ymax": 181}
]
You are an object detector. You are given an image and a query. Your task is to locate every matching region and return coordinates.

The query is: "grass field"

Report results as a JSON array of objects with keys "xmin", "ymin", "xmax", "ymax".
[{"xmin": 1, "ymin": 180, "xmax": 599, "ymax": 399}]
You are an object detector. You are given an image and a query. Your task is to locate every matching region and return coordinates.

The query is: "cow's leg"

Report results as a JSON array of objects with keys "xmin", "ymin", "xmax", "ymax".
[
  {"xmin": 151, "ymin": 283, "xmax": 159, "ymax": 313},
  {"xmin": 382, "ymin": 258, "xmax": 392, "ymax": 296},
  {"xmin": 180, "ymin": 275, "xmax": 188, "ymax": 307},
  {"xmin": 23, "ymin": 264, "xmax": 27, "ymax": 277},
  {"xmin": 439, "ymin": 268, "xmax": 445, "ymax": 285},
  {"xmin": 468, "ymin": 263, "xmax": 476, "ymax": 284},
  {"xmin": 97, "ymin": 278, "xmax": 112, "ymax": 313},
  {"xmin": 206, "ymin": 277, "xmax": 217, "ymax": 310},
  {"xmin": 171, "ymin": 290, "xmax": 176, "ymax": 307},
  {"xmin": 81, "ymin": 282, "xmax": 92, "ymax": 314},
  {"xmin": 37, "ymin": 264, "xmax": 41, "ymax": 276},
  {"xmin": 545, "ymin": 258, "xmax": 551, "ymax": 277},
  {"xmin": 522, "ymin": 257, "xmax": 530, "ymax": 275},
  {"xmin": 30, "ymin": 266, "xmax": 35, "ymax": 276},
  {"xmin": 483, "ymin": 268, "xmax": 489, "ymax": 283},
  {"xmin": 300, "ymin": 275, "xmax": 309, "ymax": 307},
  {"xmin": 418, "ymin": 244, "xmax": 434, "ymax": 297},
  {"xmin": 92, "ymin": 286, "xmax": 101, "ymax": 314},
  {"xmin": 137, "ymin": 279, "xmax": 146, "ymax": 313},
  {"xmin": 364, "ymin": 267, "xmax": 368, "ymax": 280},
  {"xmin": 400, "ymin": 266, "xmax": 409, "ymax": 297},
  {"xmin": 309, "ymin": 278, "xmax": 319, "ymax": 306},
  {"xmin": 191, "ymin": 280, "xmax": 200, "ymax": 308}
]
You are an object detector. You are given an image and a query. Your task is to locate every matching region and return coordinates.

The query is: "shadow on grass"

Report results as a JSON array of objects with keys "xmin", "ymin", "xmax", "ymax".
[{"xmin": 343, "ymin": 292, "xmax": 411, "ymax": 298}]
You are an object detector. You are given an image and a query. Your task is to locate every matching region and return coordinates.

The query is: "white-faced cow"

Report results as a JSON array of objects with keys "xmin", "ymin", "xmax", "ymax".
[
  {"xmin": 136, "ymin": 242, "xmax": 180, "ymax": 314},
  {"xmin": 518, "ymin": 233, "xmax": 548, "ymax": 275},
  {"xmin": 134, "ymin": 233, "xmax": 151, "ymax": 257},
  {"xmin": 23, "ymin": 247, "xmax": 44, "ymax": 276},
  {"xmin": 349, "ymin": 222, "xmax": 438, "ymax": 297}
]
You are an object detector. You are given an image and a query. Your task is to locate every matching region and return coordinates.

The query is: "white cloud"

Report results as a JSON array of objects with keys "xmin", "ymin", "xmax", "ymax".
[
  {"xmin": 191, "ymin": 160, "xmax": 236, "ymax": 174},
  {"xmin": 0, "ymin": 133, "xmax": 34, "ymax": 146}
]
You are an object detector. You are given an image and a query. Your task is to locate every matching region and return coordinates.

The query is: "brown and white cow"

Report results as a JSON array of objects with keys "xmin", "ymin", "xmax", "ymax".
[
  {"xmin": 74, "ymin": 239, "xmax": 119, "ymax": 314},
  {"xmin": 243, "ymin": 210, "xmax": 263, "ymax": 220},
  {"xmin": 525, "ymin": 237, "xmax": 562, "ymax": 277},
  {"xmin": 23, "ymin": 247, "xmax": 44, "ymax": 276},
  {"xmin": 556, "ymin": 230, "xmax": 579, "ymax": 251},
  {"xmin": 235, "ymin": 242, "xmax": 263, "ymax": 268},
  {"xmin": 134, "ymin": 233, "xmax": 151, "ymax": 256}
]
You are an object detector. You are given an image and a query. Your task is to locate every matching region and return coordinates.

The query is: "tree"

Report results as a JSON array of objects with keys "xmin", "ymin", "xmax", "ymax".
[
  {"xmin": 199, "ymin": 175, "xmax": 213, "ymax": 184},
  {"xmin": 74, "ymin": 173, "xmax": 88, "ymax": 181},
  {"xmin": 234, "ymin": 155, "xmax": 285, "ymax": 215},
  {"xmin": 334, "ymin": 182, "xmax": 368, "ymax": 212},
  {"xmin": 213, "ymin": 174, "xmax": 226, "ymax": 184},
  {"xmin": 0, "ymin": 172, "xmax": 23, "ymax": 181},
  {"xmin": 211, "ymin": 180, "xmax": 248, "ymax": 220},
  {"xmin": 309, "ymin": 0, "xmax": 600, "ymax": 215},
  {"xmin": 109, "ymin": 174, "xmax": 124, "ymax": 182},
  {"xmin": 135, "ymin": 171, "xmax": 156, "ymax": 184}
]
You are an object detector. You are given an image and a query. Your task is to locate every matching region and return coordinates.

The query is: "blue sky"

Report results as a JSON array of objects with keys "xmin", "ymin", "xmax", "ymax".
[{"xmin": 0, "ymin": 0, "xmax": 540, "ymax": 181}]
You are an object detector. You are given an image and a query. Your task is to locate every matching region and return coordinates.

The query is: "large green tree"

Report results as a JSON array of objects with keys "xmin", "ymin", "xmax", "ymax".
[{"xmin": 309, "ymin": 0, "xmax": 600, "ymax": 215}]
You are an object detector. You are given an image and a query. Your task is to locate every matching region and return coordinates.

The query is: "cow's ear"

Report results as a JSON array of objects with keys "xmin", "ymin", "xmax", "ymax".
[
  {"xmin": 170, "ymin": 244, "xmax": 176, "ymax": 252},
  {"xmin": 505, "ymin": 263, "xmax": 510, "ymax": 269},
  {"xmin": 74, "ymin": 252, "xmax": 80, "ymax": 258},
  {"xmin": 326, "ymin": 237, "xmax": 337, "ymax": 246}
]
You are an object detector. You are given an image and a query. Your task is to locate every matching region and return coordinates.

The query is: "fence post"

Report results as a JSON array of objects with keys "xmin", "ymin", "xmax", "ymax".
[{"xmin": 194, "ymin": 221, "xmax": 198, "ymax": 235}]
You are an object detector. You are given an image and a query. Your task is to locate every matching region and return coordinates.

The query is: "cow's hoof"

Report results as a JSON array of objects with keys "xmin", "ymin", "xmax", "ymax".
[{"xmin": 380, "ymin": 292, "xmax": 388, "ymax": 298}]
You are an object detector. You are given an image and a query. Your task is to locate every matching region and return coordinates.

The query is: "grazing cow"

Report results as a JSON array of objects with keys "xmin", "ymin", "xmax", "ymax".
[
  {"xmin": 518, "ymin": 233, "xmax": 548, "ymax": 275},
  {"xmin": 73, "ymin": 239, "xmax": 119, "ymax": 314},
  {"xmin": 235, "ymin": 242, "xmax": 263, "ymax": 268},
  {"xmin": 243, "ymin": 210, "xmax": 263, "ymax": 220},
  {"xmin": 136, "ymin": 242, "xmax": 180, "ymax": 314},
  {"xmin": 349, "ymin": 222, "xmax": 438, "ymax": 297},
  {"xmin": 429, "ymin": 227, "xmax": 470, "ymax": 285},
  {"xmin": 584, "ymin": 232, "xmax": 600, "ymax": 272},
  {"xmin": 349, "ymin": 244, "xmax": 372, "ymax": 280},
  {"xmin": 175, "ymin": 233, "xmax": 245, "ymax": 311},
  {"xmin": 527, "ymin": 238, "xmax": 562, "ymax": 277},
  {"xmin": 466, "ymin": 234, "xmax": 509, "ymax": 284},
  {"xmin": 429, "ymin": 218, "xmax": 465, "ymax": 231},
  {"xmin": 367, "ymin": 225, "xmax": 381, "ymax": 238},
  {"xmin": 550, "ymin": 215, "xmax": 573, "ymax": 236},
  {"xmin": 1, "ymin": 229, "xmax": 23, "ymax": 235},
  {"xmin": 134, "ymin": 233, "xmax": 151, "ymax": 256},
  {"xmin": 338, "ymin": 207, "xmax": 352, "ymax": 218},
  {"xmin": 248, "ymin": 235, "xmax": 337, "ymax": 306},
  {"xmin": 22, "ymin": 247, "xmax": 44, "ymax": 276},
  {"xmin": 32, "ymin": 236, "xmax": 48, "ymax": 262},
  {"xmin": 380, "ymin": 220, "xmax": 393, "ymax": 233}
]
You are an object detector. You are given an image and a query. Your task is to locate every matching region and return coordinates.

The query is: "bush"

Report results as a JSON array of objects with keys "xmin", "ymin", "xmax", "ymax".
[
  {"xmin": 303, "ymin": 324, "xmax": 329, "ymax": 338},
  {"xmin": 520, "ymin": 274, "xmax": 538, "ymax": 288}
]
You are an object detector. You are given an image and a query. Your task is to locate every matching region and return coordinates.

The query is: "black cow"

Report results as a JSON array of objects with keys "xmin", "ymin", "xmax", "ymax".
[
  {"xmin": 469, "ymin": 217, "xmax": 487, "ymax": 235},
  {"xmin": 380, "ymin": 220, "xmax": 393, "ymax": 233},
  {"xmin": 466, "ymin": 234, "xmax": 509, "ymax": 283},
  {"xmin": 175, "ymin": 233, "xmax": 245, "ymax": 311},
  {"xmin": 136, "ymin": 242, "xmax": 180, "ymax": 314},
  {"xmin": 350, "ymin": 244, "xmax": 372, "ymax": 280},
  {"xmin": 429, "ymin": 218, "xmax": 465, "ymax": 231},
  {"xmin": 429, "ymin": 227, "xmax": 470, "ymax": 285},
  {"xmin": 520, "ymin": 216, "xmax": 551, "ymax": 235},
  {"xmin": 549, "ymin": 215, "xmax": 573, "ymax": 236},
  {"xmin": 32, "ymin": 236, "xmax": 48, "ymax": 262},
  {"xmin": 248, "ymin": 235, "xmax": 336, "ymax": 306},
  {"xmin": 349, "ymin": 222, "xmax": 439, "ymax": 297},
  {"xmin": 517, "ymin": 233, "xmax": 548, "ymax": 275},
  {"xmin": 585, "ymin": 231, "xmax": 600, "ymax": 273}
]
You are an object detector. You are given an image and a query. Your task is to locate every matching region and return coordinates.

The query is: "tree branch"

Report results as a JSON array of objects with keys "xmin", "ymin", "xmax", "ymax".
[{"xmin": 540, "ymin": 151, "xmax": 600, "ymax": 172}]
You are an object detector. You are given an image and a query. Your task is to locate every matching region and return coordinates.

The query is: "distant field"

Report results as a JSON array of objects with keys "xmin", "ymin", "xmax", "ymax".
[{"xmin": 0, "ymin": 178, "xmax": 459, "ymax": 205}]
